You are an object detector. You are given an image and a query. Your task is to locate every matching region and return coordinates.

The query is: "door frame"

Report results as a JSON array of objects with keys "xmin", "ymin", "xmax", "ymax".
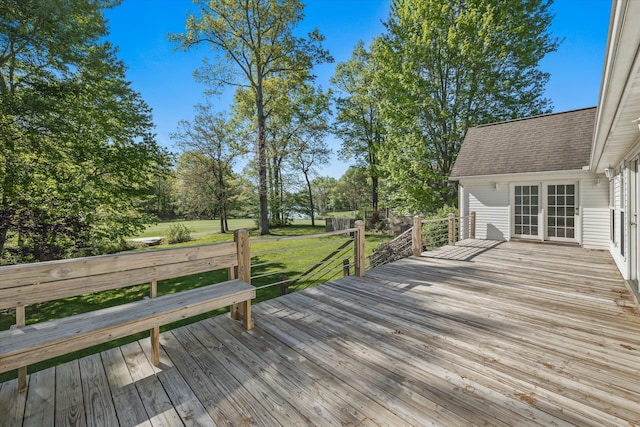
[
  {"xmin": 510, "ymin": 183, "xmax": 542, "ymax": 240},
  {"xmin": 630, "ymin": 159, "xmax": 638, "ymax": 284},
  {"xmin": 543, "ymin": 181, "xmax": 579, "ymax": 243},
  {"xmin": 510, "ymin": 181, "xmax": 580, "ymax": 243}
]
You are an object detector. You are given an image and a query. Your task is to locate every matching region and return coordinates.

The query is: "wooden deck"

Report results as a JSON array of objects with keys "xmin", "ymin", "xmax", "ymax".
[{"xmin": 2, "ymin": 240, "xmax": 640, "ymax": 426}]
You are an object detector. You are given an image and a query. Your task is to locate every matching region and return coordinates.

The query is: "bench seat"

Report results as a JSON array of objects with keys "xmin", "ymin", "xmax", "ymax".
[{"xmin": 0, "ymin": 279, "xmax": 255, "ymax": 374}]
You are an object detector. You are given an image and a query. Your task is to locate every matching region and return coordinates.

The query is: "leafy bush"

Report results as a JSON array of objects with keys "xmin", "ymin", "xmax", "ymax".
[{"xmin": 166, "ymin": 223, "xmax": 192, "ymax": 244}]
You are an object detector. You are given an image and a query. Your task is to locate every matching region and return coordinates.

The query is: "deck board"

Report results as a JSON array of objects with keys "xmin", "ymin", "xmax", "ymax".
[
  {"xmin": 55, "ymin": 360, "xmax": 86, "ymax": 427},
  {"xmin": 101, "ymin": 347, "xmax": 152, "ymax": 427},
  {"xmin": 2, "ymin": 240, "xmax": 640, "ymax": 427}
]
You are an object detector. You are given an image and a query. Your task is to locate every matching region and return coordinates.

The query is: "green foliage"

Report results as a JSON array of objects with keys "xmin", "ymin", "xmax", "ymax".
[
  {"xmin": 0, "ymin": 0, "xmax": 171, "ymax": 262},
  {"xmin": 311, "ymin": 176, "xmax": 338, "ymax": 215},
  {"xmin": 332, "ymin": 167, "xmax": 371, "ymax": 212},
  {"xmin": 171, "ymin": 0, "xmax": 332, "ymax": 235},
  {"xmin": 331, "ymin": 40, "xmax": 385, "ymax": 219},
  {"xmin": 374, "ymin": 0, "xmax": 559, "ymax": 213},
  {"xmin": 166, "ymin": 223, "xmax": 192, "ymax": 244},
  {"xmin": 171, "ymin": 104, "xmax": 245, "ymax": 232}
]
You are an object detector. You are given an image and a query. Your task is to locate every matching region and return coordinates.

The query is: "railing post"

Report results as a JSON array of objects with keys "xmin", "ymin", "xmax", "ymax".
[
  {"xmin": 412, "ymin": 215, "xmax": 423, "ymax": 256},
  {"xmin": 470, "ymin": 211, "xmax": 476, "ymax": 240},
  {"xmin": 235, "ymin": 229, "xmax": 251, "ymax": 283},
  {"xmin": 448, "ymin": 213, "xmax": 455, "ymax": 245},
  {"xmin": 233, "ymin": 229, "xmax": 252, "ymax": 329},
  {"xmin": 354, "ymin": 220, "xmax": 365, "ymax": 277}
]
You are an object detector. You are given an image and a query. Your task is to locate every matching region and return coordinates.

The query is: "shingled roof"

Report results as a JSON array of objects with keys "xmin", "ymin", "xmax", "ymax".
[{"xmin": 449, "ymin": 107, "xmax": 597, "ymax": 179}]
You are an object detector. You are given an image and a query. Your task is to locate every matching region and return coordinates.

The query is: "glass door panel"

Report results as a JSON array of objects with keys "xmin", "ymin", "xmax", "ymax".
[
  {"xmin": 547, "ymin": 184, "xmax": 575, "ymax": 240},
  {"xmin": 514, "ymin": 185, "xmax": 539, "ymax": 238}
]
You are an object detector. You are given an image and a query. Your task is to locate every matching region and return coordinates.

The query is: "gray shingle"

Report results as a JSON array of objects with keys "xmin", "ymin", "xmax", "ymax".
[{"xmin": 449, "ymin": 107, "xmax": 596, "ymax": 179}]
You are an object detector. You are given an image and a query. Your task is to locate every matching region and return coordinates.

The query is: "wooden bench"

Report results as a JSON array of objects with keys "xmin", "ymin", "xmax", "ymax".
[{"xmin": 0, "ymin": 230, "xmax": 254, "ymax": 393}]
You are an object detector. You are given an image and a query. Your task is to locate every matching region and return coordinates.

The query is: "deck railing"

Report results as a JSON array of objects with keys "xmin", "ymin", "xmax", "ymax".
[
  {"xmin": 411, "ymin": 212, "xmax": 476, "ymax": 256},
  {"xmin": 365, "ymin": 212, "xmax": 476, "ymax": 269},
  {"xmin": 249, "ymin": 221, "xmax": 365, "ymax": 299}
]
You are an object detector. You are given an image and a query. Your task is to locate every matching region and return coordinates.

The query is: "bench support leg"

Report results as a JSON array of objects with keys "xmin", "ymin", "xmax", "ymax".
[
  {"xmin": 151, "ymin": 326, "xmax": 160, "ymax": 366},
  {"xmin": 230, "ymin": 301, "xmax": 253, "ymax": 329},
  {"xmin": 242, "ymin": 300, "xmax": 253, "ymax": 330},
  {"xmin": 15, "ymin": 306, "xmax": 28, "ymax": 392},
  {"xmin": 18, "ymin": 367, "xmax": 27, "ymax": 392},
  {"xmin": 149, "ymin": 280, "xmax": 160, "ymax": 366},
  {"xmin": 230, "ymin": 303, "xmax": 240, "ymax": 320}
]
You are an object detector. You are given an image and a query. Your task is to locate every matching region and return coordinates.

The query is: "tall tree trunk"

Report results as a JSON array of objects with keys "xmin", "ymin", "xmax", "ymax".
[
  {"xmin": 256, "ymin": 86, "xmax": 270, "ymax": 235},
  {"xmin": 371, "ymin": 175, "xmax": 379, "ymax": 222},
  {"xmin": 217, "ymin": 167, "xmax": 226, "ymax": 233},
  {"xmin": 304, "ymin": 171, "xmax": 315, "ymax": 227},
  {"xmin": 280, "ymin": 173, "xmax": 285, "ymax": 224},
  {"xmin": 269, "ymin": 158, "xmax": 282, "ymax": 225}
]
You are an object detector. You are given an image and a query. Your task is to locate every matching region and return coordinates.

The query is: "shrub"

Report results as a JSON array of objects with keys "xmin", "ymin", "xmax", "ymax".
[{"xmin": 166, "ymin": 223, "xmax": 192, "ymax": 244}]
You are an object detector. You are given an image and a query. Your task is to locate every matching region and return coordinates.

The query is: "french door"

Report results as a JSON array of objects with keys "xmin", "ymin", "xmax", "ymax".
[
  {"xmin": 546, "ymin": 184, "xmax": 576, "ymax": 241},
  {"xmin": 514, "ymin": 185, "xmax": 539, "ymax": 238},
  {"xmin": 512, "ymin": 183, "xmax": 578, "ymax": 242}
]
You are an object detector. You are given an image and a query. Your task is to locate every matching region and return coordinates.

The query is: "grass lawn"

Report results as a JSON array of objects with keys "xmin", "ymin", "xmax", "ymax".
[
  {"xmin": 323, "ymin": 211, "xmax": 359, "ymax": 218},
  {"xmin": 130, "ymin": 218, "xmax": 326, "ymax": 238},
  {"xmin": 0, "ymin": 220, "xmax": 390, "ymax": 382}
]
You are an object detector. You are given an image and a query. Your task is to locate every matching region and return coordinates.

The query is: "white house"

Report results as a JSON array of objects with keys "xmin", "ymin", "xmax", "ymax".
[{"xmin": 450, "ymin": 0, "xmax": 640, "ymax": 302}]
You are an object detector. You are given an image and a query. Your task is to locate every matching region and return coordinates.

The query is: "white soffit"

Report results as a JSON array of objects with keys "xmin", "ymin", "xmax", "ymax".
[{"xmin": 591, "ymin": 0, "xmax": 640, "ymax": 173}]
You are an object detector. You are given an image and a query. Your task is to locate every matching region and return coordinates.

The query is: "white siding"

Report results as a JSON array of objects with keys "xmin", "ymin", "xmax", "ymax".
[
  {"xmin": 466, "ymin": 183, "xmax": 510, "ymax": 240},
  {"xmin": 460, "ymin": 171, "xmax": 606, "ymax": 247},
  {"xmin": 580, "ymin": 179, "xmax": 610, "ymax": 249},
  {"xmin": 458, "ymin": 185, "xmax": 468, "ymax": 239}
]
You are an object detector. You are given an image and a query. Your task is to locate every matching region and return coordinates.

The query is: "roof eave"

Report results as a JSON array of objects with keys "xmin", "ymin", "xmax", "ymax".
[
  {"xmin": 450, "ymin": 168, "xmax": 596, "ymax": 182},
  {"xmin": 591, "ymin": 0, "xmax": 640, "ymax": 173}
]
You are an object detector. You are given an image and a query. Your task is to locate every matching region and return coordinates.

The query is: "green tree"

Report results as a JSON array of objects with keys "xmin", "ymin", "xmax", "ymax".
[
  {"xmin": 227, "ymin": 173, "xmax": 259, "ymax": 218},
  {"xmin": 375, "ymin": 0, "xmax": 559, "ymax": 212},
  {"xmin": 291, "ymin": 88, "xmax": 331, "ymax": 226},
  {"xmin": 173, "ymin": 151, "xmax": 226, "ymax": 220},
  {"xmin": 171, "ymin": 0, "xmax": 332, "ymax": 235},
  {"xmin": 146, "ymin": 175, "xmax": 177, "ymax": 219},
  {"xmin": 234, "ymin": 78, "xmax": 331, "ymax": 227},
  {"xmin": 311, "ymin": 176, "xmax": 337, "ymax": 215},
  {"xmin": 293, "ymin": 133, "xmax": 331, "ymax": 227},
  {"xmin": 171, "ymin": 104, "xmax": 245, "ymax": 232},
  {"xmin": 333, "ymin": 167, "xmax": 371, "ymax": 214},
  {"xmin": 331, "ymin": 40, "xmax": 385, "ymax": 222},
  {"xmin": 0, "ymin": 0, "xmax": 170, "ymax": 261}
]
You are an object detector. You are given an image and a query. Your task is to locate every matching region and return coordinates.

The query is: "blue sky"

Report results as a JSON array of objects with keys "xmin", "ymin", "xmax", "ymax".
[{"xmin": 103, "ymin": 0, "xmax": 612, "ymax": 178}]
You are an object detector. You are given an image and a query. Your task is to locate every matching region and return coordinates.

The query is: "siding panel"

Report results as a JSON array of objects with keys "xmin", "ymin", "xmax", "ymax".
[
  {"xmin": 467, "ymin": 184, "xmax": 510, "ymax": 240},
  {"xmin": 581, "ymin": 180, "xmax": 610, "ymax": 250}
]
